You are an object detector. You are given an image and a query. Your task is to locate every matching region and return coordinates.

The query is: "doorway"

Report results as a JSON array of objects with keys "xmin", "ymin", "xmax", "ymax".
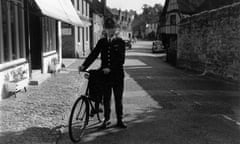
[{"xmin": 29, "ymin": 13, "xmax": 42, "ymax": 70}]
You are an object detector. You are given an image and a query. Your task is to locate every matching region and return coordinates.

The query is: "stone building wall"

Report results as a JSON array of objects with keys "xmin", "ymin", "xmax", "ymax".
[{"xmin": 178, "ymin": 3, "xmax": 240, "ymax": 81}]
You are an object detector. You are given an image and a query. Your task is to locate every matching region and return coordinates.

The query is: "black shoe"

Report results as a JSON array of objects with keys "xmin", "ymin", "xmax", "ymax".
[
  {"xmin": 99, "ymin": 120, "xmax": 111, "ymax": 129},
  {"xmin": 116, "ymin": 121, "xmax": 127, "ymax": 129}
]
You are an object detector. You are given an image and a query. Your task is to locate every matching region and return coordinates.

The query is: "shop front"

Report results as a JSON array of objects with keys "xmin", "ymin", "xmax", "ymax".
[{"xmin": 0, "ymin": 0, "xmax": 83, "ymax": 99}]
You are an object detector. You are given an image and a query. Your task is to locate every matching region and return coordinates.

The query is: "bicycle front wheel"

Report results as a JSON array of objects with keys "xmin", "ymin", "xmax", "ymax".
[{"xmin": 69, "ymin": 96, "xmax": 89, "ymax": 142}]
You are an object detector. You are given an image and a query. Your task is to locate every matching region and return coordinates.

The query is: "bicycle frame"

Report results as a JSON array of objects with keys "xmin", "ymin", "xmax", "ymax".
[{"xmin": 80, "ymin": 71, "xmax": 102, "ymax": 122}]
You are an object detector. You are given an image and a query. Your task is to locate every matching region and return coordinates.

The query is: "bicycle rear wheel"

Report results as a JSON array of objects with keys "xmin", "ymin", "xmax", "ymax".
[{"xmin": 69, "ymin": 96, "xmax": 89, "ymax": 142}]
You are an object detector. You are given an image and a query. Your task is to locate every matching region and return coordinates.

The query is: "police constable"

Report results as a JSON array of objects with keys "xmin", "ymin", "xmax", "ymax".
[{"xmin": 78, "ymin": 18, "xmax": 127, "ymax": 129}]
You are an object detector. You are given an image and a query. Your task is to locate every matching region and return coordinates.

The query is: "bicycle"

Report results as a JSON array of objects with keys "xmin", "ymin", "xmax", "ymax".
[{"xmin": 68, "ymin": 70, "xmax": 104, "ymax": 143}]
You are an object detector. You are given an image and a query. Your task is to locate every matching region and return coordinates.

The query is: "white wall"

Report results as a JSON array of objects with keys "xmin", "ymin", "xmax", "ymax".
[{"xmin": 0, "ymin": 60, "xmax": 29, "ymax": 100}]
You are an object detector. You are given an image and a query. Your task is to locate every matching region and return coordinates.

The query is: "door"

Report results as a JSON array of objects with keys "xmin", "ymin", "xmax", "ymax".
[{"xmin": 29, "ymin": 13, "xmax": 42, "ymax": 69}]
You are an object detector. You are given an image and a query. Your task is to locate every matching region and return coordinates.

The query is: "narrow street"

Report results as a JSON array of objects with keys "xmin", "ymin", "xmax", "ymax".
[{"xmin": 0, "ymin": 41, "xmax": 240, "ymax": 144}]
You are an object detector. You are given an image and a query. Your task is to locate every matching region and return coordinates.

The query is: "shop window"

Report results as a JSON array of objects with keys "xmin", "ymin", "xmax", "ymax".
[
  {"xmin": 0, "ymin": 0, "xmax": 25, "ymax": 64},
  {"xmin": 11, "ymin": 2, "xmax": 17, "ymax": 60},
  {"xmin": 2, "ymin": 0, "xmax": 10, "ymax": 62},
  {"xmin": 18, "ymin": 2, "xmax": 25, "ymax": 58},
  {"xmin": 42, "ymin": 17, "xmax": 56, "ymax": 53}
]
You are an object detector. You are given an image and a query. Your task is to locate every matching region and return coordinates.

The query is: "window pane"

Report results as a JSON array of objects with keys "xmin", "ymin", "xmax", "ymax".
[
  {"xmin": 77, "ymin": 0, "xmax": 79, "ymax": 10},
  {"xmin": 86, "ymin": 2, "xmax": 88, "ymax": 16},
  {"xmin": 82, "ymin": 0, "xmax": 84, "ymax": 15},
  {"xmin": 2, "ymin": 0, "xmax": 10, "ymax": 62},
  {"xmin": 86, "ymin": 27, "xmax": 88, "ymax": 41},
  {"xmin": 46, "ymin": 18, "xmax": 49, "ymax": 52},
  {"xmin": 52, "ymin": 20, "xmax": 56, "ymax": 51},
  {"xmin": 0, "ymin": 0, "xmax": 3, "ymax": 63},
  {"xmin": 18, "ymin": 2, "xmax": 25, "ymax": 58},
  {"xmin": 43, "ymin": 18, "xmax": 57, "ymax": 52},
  {"xmin": 78, "ymin": 27, "xmax": 80, "ymax": 42},
  {"xmin": 11, "ymin": 2, "xmax": 17, "ymax": 60},
  {"xmin": 170, "ymin": 15, "xmax": 176, "ymax": 25},
  {"xmin": 43, "ymin": 18, "xmax": 48, "ymax": 53},
  {"xmin": 49, "ymin": 18, "xmax": 52, "ymax": 51}
]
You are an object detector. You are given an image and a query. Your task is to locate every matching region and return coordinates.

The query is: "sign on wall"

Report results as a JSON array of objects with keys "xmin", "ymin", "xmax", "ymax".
[{"xmin": 62, "ymin": 28, "xmax": 72, "ymax": 35}]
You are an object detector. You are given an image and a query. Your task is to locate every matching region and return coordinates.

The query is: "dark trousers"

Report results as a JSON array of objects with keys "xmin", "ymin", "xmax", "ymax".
[{"xmin": 103, "ymin": 70, "xmax": 124, "ymax": 122}]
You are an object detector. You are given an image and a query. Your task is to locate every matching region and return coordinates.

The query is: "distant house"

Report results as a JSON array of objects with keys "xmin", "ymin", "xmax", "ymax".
[
  {"xmin": 159, "ymin": 0, "xmax": 240, "ymax": 65},
  {"xmin": 62, "ymin": 0, "xmax": 92, "ymax": 58},
  {"xmin": 110, "ymin": 8, "xmax": 136, "ymax": 40},
  {"xmin": 90, "ymin": 0, "xmax": 105, "ymax": 49},
  {"xmin": 145, "ymin": 23, "xmax": 158, "ymax": 40},
  {"xmin": 90, "ymin": 0, "xmax": 113, "ymax": 49}
]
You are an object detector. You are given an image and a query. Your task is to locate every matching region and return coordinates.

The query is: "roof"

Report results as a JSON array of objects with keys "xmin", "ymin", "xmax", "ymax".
[
  {"xmin": 90, "ymin": 0, "xmax": 104, "ymax": 14},
  {"xmin": 90, "ymin": 0, "xmax": 113, "ymax": 17},
  {"xmin": 177, "ymin": 0, "xmax": 205, "ymax": 14},
  {"xmin": 162, "ymin": 0, "xmax": 240, "ymax": 15},
  {"xmin": 195, "ymin": 0, "xmax": 240, "ymax": 13},
  {"xmin": 178, "ymin": 0, "xmax": 240, "ymax": 14},
  {"xmin": 159, "ymin": 0, "xmax": 240, "ymax": 26}
]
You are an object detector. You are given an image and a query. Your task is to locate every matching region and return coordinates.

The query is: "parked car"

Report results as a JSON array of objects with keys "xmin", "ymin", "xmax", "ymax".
[
  {"xmin": 152, "ymin": 40, "xmax": 164, "ymax": 53},
  {"xmin": 124, "ymin": 40, "xmax": 132, "ymax": 49}
]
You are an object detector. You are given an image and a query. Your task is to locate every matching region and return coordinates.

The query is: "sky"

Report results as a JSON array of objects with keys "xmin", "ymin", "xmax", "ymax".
[{"xmin": 107, "ymin": 0, "xmax": 166, "ymax": 14}]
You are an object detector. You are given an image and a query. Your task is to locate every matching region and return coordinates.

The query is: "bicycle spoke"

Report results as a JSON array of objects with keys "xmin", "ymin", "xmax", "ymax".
[
  {"xmin": 76, "ymin": 99, "xmax": 84, "ymax": 119},
  {"xmin": 69, "ymin": 97, "xmax": 89, "ymax": 142}
]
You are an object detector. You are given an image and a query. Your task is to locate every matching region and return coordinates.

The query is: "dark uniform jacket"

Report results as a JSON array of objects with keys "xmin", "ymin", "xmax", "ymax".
[{"xmin": 82, "ymin": 37, "xmax": 126, "ymax": 73}]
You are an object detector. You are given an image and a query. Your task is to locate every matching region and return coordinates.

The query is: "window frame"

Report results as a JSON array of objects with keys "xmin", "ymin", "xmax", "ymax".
[
  {"xmin": 0, "ymin": 0, "xmax": 25, "ymax": 64},
  {"xmin": 86, "ymin": 27, "xmax": 88, "ymax": 41},
  {"xmin": 12, "ymin": 2, "xmax": 20, "ymax": 59},
  {"xmin": 86, "ymin": 2, "xmax": 88, "ymax": 17},
  {"xmin": 18, "ymin": 2, "xmax": 26, "ymax": 58},
  {"xmin": 78, "ymin": 27, "xmax": 81, "ymax": 42},
  {"xmin": 170, "ymin": 14, "xmax": 176, "ymax": 25},
  {"xmin": 0, "ymin": 0, "xmax": 4, "ymax": 63},
  {"xmin": 42, "ymin": 17, "xmax": 57, "ymax": 53},
  {"xmin": 82, "ymin": 0, "xmax": 84, "ymax": 15}
]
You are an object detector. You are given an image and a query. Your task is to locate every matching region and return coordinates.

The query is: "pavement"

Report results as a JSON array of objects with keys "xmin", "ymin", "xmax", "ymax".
[{"xmin": 0, "ymin": 41, "xmax": 239, "ymax": 144}]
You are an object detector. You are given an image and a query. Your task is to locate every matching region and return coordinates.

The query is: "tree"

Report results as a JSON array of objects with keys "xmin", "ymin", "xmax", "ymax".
[{"xmin": 132, "ymin": 3, "xmax": 163, "ymax": 39}]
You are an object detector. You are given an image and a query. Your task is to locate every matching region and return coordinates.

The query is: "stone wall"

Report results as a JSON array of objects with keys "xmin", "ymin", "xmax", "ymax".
[{"xmin": 178, "ymin": 3, "xmax": 240, "ymax": 81}]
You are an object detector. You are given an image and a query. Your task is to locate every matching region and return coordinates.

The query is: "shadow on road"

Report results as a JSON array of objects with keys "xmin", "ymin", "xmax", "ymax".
[
  {"xmin": 0, "ymin": 126, "xmax": 63, "ymax": 144},
  {"xmin": 1, "ymin": 42, "xmax": 239, "ymax": 144}
]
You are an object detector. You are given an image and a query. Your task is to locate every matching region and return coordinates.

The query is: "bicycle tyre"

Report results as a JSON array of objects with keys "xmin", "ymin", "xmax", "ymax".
[{"xmin": 69, "ymin": 96, "xmax": 89, "ymax": 142}]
